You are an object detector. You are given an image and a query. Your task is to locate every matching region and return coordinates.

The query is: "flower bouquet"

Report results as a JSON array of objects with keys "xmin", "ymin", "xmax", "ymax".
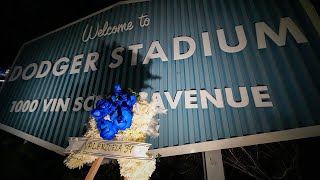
[{"xmin": 64, "ymin": 85, "xmax": 167, "ymax": 180}]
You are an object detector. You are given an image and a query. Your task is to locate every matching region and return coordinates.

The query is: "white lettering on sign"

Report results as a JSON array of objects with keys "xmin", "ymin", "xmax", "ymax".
[
  {"xmin": 9, "ymin": 86, "xmax": 273, "ymax": 113},
  {"xmin": 150, "ymin": 86, "xmax": 272, "ymax": 110},
  {"xmin": 8, "ymin": 52, "xmax": 99, "ymax": 82},
  {"xmin": 10, "ymin": 100, "xmax": 39, "ymax": 112},
  {"xmin": 82, "ymin": 21, "xmax": 134, "ymax": 42},
  {"xmin": 43, "ymin": 98, "xmax": 70, "ymax": 112},
  {"xmin": 256, "ymin": 17, "xmax": 308, "ymax": 49},
  {"xmin": 7, "ymin": 17, "xmax": 308, "ymax": 82}
]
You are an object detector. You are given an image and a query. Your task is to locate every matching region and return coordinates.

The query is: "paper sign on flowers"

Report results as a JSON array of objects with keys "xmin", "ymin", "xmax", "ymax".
[{"xmin": 64, "ymin": 85, "xmax": 167, "ymax": 180}]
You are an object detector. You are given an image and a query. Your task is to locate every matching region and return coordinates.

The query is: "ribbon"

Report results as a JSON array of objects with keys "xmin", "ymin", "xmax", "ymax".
[{"xmin": 65, "ymin": 137, "xmax": 152, "ymax": 160}]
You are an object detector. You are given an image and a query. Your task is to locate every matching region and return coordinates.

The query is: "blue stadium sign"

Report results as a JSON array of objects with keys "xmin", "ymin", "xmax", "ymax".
[{"xmin": 0, "ymin": 0, "xmax": 319, "ymax": 156}]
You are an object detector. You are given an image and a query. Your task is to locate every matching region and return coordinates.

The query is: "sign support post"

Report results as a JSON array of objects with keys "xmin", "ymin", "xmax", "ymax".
[{"xmin": 203, "ymin": 150, "xmax": 225, "ymax": 180}]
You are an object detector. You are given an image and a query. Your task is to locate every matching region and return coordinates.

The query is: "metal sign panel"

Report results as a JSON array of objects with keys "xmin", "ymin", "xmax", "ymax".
[{"xmin": 0, "ymin": 0, "xmax": 319, "ymax": 155}]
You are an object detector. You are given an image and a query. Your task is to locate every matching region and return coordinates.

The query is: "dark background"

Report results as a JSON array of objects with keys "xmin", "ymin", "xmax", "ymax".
[
  {"xmin": 1, "ymin": 0, "xmax": 320, "ymax": 179},
  {"xmin": 0, "ymin": 0, "xmax": 121, "ymax": 69},
  {"xmin": 1, "ymin": 129, "xmax": 320, "ymax": 180}
]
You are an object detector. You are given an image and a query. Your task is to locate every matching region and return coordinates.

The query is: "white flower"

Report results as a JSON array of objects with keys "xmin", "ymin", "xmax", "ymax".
[
  {"xmin": 118, "ymin": 158, "xmax": 156, "ymax": 180},
  {"xmin": 64, "ymin": 118, "xmax": 100, "ymax": 169},
  {"xmin": 64, "ymin": 90, "xmax": 167, "ymax": 179},
  {"xmin": 64, "ymin": 152, "xmax": 98, "ymax": 169},
  {"xmin": 115, "ymin": 96, "xmax": 167, "ymax": 178},
  {"xmin": 84, "ymin": 118, "xmax": 103, "ymax": 139},
  {"xmin": 139, "ymin": 92, "xmax": 148, "ymax": 100}
]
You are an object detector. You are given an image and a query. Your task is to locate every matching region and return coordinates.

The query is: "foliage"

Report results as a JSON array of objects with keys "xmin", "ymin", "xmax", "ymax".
[{"xmin": 223, "ymin": 142, "xmax": 300, "ymax": 180}]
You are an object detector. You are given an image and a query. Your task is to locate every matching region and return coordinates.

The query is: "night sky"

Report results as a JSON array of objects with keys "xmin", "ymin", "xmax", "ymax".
[{"xmin": 1, "ymin": 0, "xmax": 121, "ymax": 69}]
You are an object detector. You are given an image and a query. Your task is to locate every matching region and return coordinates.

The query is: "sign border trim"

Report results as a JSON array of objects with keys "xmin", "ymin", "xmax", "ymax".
[{"xmin": 1, "ymin": 123, "xmax": 320, "ymax": 157}]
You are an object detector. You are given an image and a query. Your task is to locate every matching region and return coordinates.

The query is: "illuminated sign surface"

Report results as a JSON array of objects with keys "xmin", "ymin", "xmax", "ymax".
[{"xmin": 0, "ymin": 0, "xmax": 319, "ymax": 154}]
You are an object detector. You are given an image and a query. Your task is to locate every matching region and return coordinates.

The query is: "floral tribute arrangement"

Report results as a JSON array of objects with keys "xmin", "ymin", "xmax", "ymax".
[{"xmin": 64, "ymin": 85, "xmax": 167, "ymax": 180}]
